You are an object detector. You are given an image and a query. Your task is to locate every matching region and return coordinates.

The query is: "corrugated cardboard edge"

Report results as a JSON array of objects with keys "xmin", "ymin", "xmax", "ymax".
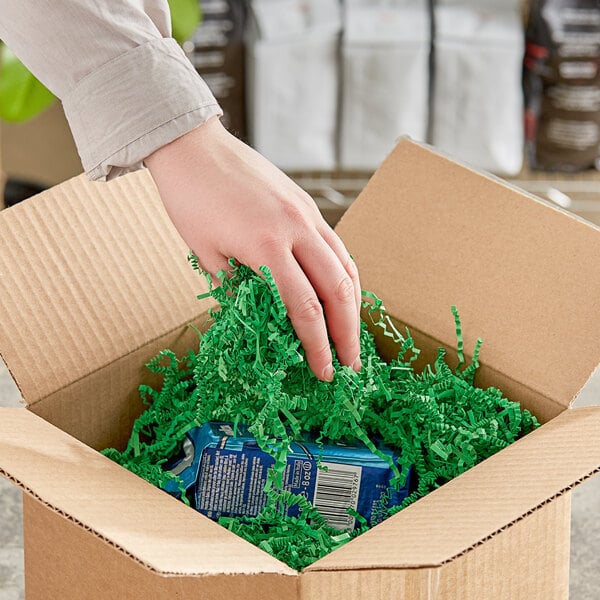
[
  {"xmin": 0, "ymin": 466, "xmax": 166, "ymax": 575},
  {"xmin": 301, "ymin": 492, "xmax": 571, "ymax": 599},
  {"xmin": 21, "ymin": 495, "xmax": 299, "ymax": 600},
  {"xmin": 0, "ymin": 408, "xmax": 296, "ymax": 578},
  {"xmin": 426, "ymin": 473, "xmax": 593, "ymax": 568},
  {"xmin": 305, "ymin": 406, "xmax": 600, "ymax": 571},
  {"xmin": 393, "ymin": 135, "xmax": 600, "ymax": 232}
]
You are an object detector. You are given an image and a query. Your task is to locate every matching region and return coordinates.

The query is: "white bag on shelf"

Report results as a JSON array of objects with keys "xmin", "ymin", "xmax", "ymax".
[
  {"xmin": 246, "ymin": 0, "xmax": 341, "ymax": 171},
  {"xmin": 339, "ymin": 0, "xmax": 430, "ymax": 171},
  {"xmin": 432, "ymin": 3, "xmax": 524, "ymax": 175}
]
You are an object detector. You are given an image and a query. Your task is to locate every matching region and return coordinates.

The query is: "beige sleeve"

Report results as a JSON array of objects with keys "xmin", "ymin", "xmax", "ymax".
[{"xmin": 0, "ymin": 1, "xmax": 222, "ymax": 180}]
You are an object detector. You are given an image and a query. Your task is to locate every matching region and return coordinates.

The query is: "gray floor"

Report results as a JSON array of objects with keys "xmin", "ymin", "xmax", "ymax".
[
  {"xmin": 0, "ymin": 361, "xmax": 599, "ymax": 599},
  {"xmin": 0, "ymin": 362, "xmax": 24, "ymax": 600}
]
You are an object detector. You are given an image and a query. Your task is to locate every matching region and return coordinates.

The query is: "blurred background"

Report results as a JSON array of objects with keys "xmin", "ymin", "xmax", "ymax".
[{"xmin": 1, "ymin": 0, "xmax": 600, "ymax": 228}]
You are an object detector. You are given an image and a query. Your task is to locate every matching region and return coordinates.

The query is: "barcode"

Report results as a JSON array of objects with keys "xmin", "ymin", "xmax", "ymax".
[{"xmin": 314, "ymin": 462, "xmax": 362, "ymax": 531}]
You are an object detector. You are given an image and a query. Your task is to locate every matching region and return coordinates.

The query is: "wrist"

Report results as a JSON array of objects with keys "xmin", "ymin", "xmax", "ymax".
[{"xmin": 145, "ymin": 115, "xmax": 226, "ymax": 175}]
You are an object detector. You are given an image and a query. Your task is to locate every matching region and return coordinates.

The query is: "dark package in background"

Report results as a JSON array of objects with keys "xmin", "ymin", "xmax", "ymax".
[
  {"xmin": 186, "ymin": 0, "xmax": 247, "ymax": 139},
  {"xmin": 524, "ymin": 0, "xmax": 600, "ymax": 171},
  {"xmin": 164, "ymin": 422, "xmax": 412, "ymax": 531}
]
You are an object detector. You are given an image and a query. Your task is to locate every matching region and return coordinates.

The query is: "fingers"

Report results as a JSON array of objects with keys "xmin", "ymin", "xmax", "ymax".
[
  {"xmin": 254, "ymin": 250, "xmax": 334, "ymax": 381},
  {"xmin": 191, "ymin": 250, "xmax": 230, "ymax": 285},
  {"xmin": 200, "ymin": 237, "xmax": 357, "ymax": 382},
  {"xmin": 293, "ymin": 235, "xmax": 362, "ymax": 372},
  {"xmin": 194, "ymin": 223, "xmax": 362, "ymax": 382},
  {"xmin": 319, "ymin": 225, "xmax": 362, "ymax": 339}
]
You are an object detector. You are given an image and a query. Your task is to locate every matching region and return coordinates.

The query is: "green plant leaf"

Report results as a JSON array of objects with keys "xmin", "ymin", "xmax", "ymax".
[
  {"xmin": 168, "ymin": 0, "xmax": 202, "ymax": 45},
  {"xmin": 0, "ymin": 44, "xmax": 56, "ymax": 122},
  {"xmin": 0, "ymin": 1, "xmax": 199, "ymax": 123}
]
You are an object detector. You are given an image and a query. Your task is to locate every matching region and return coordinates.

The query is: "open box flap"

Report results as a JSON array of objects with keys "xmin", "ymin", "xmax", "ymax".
[
  {"xmin": 0, "ymin": 408, "xmax": 296, "ymax": 577},
  {"xmin": 306, "ymin": 405, "xmax": 600, "ymax": 571},
  {"xmin": 336, "ymin": 138, "xmax": 600, "ymax": 411},
  {"xmin": 0, "ymin": 170, "xmax": 213, "ymax": 407}
]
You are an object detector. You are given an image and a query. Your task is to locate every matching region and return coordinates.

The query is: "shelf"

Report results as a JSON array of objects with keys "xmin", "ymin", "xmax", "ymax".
[{"xmin": 290, "ymin": 166, "xmax": 600, "ymax": 229}]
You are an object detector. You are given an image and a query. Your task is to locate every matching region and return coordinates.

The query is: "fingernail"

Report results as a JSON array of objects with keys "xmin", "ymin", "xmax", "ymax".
[
  {"xmin": 322, "ymin": 364, "xmax": 334, "ymax": 381},
  {"xmin": 352, "ymin": 357, "xmax": 362, "ymax": 372}
]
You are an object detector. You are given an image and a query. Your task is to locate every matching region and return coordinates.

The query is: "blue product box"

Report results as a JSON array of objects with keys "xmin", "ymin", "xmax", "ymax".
[{"xmin": 164, "ymin": 422, "xmax": 411, "ymax": 531}]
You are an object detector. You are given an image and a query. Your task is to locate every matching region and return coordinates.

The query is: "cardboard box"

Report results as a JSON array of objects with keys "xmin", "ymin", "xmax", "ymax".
[{"xmin": 1, "ymin": 139, "xmax": 599, "ymax": 599}]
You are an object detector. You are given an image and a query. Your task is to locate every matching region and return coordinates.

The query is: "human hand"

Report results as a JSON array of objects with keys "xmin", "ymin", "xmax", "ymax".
[{"xmin": 145, "ymin": 116, "xmax": 362, "ymax": 381}]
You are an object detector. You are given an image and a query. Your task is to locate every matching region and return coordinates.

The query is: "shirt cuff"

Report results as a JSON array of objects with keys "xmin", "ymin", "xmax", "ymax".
[{"xmin": 62, "ymin": 37, "xmax": 222, "ymax": 181}]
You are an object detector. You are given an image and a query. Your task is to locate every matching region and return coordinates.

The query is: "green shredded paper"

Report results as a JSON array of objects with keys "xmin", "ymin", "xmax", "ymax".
[{"xmin": 103, "ymin": 256, "xmax": 539, "ymax": 570}]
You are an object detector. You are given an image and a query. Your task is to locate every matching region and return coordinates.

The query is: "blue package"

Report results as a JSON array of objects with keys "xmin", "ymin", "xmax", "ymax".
[{"xmin": 164, "ymin": 422, "xmax": 411, "ymax": 531}]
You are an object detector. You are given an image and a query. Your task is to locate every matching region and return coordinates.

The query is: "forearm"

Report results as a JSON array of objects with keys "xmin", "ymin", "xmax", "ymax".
[
  {"xmin": 0, "ymin": 0, "xmax": 221, "ymax": 180},
  {"xmin": 0, "ymin": 2, "xmax": 362, "ymax": 379}
]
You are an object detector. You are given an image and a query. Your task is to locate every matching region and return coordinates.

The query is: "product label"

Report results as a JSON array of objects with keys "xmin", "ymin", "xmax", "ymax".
[
  {"xmin": 165, "ymin": 422, "xmax": 411, "ymax": 531},
  {"xmin": 524, "ymin": 0, "xmax": 600, "ymax": 169},
  {"xmin": 197, "ymin": 448, "xmax": 271, "ymax": 518},
  {"xmin": 313, "ymin": 462, "xmax": 361, "ymax": 530}
]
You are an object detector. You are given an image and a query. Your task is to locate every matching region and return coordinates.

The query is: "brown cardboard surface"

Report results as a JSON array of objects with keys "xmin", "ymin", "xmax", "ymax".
[
  {"xmin": 434, "ymin": 493, "xmax": 571, "ymax": 600},
  {"xmin": 0, "ymin": 169, "xmax": 212, "ymax": 407},
  {"xmin": 306, "ymin": 406, "xmax": 600, "ymax": 570},
  {"xmin": 300, "ymin": 568, "xmax": 438, "ymax": 600},
  {"xmin": 0, "ymin": 408, "xmax": 294, "ymax": 577},
  {"xmin": 300, "ymin": 495, "xmax": 570, "ymax": 600},
  {"xmin": 23, "ymin": 495, "xmax": 297, "ymax": 600},
  {"xmin": 28, "ymin": 317, "xmax": 208, "ymax": 452},
  {"xmin": 336, "ymin": 139, "xmax": 600, "ymax": 412}
]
